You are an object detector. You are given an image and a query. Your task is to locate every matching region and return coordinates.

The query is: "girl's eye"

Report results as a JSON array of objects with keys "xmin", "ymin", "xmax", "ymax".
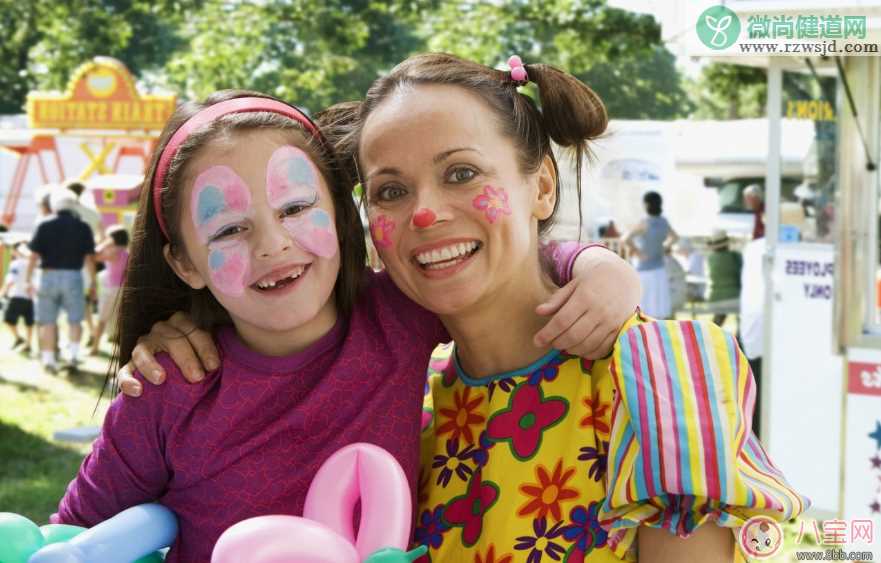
[
  {"xmin": 281, "ymin": 202, "xmax": 311, "ymax": 218},
  {"xmin": 446, "ymin": 166, "xmax": 477, "ymax": 184},
  {"xmin": 210, "ymin": 224, "xmax": 246, "ymax": 242},
  {"xmin": 377, "ymin": 185, "xmax": 407, "ymax": 202}
]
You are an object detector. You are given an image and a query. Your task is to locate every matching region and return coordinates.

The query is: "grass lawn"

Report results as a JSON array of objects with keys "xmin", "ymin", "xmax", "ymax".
[{"xmin": 0, "ymin": 325, "xmax": 110, "ymax": 523}]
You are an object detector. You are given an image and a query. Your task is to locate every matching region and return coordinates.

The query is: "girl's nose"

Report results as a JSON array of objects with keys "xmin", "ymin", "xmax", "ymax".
[{"xmin": 256, "ymin": 223, "xmax": 293, "ymax": 258}]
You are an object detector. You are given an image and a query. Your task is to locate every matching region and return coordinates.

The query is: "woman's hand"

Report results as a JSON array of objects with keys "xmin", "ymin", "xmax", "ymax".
[
  {"xmin": 118, "ymin": 312, "xmax": 220, "ymax": 397},
  {"xmin": 533, "ymin": 247, "xmax": 641, "ymax": 359}
]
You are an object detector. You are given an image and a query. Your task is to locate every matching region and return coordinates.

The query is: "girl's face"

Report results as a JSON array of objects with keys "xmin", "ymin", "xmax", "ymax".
[
  {"xmin": 359, "ymin": 84, "xmax": 556, "ymax": 316},
  {"xmin": 169, "ymin": 130, "xmax": 340, "ymax": 341}
]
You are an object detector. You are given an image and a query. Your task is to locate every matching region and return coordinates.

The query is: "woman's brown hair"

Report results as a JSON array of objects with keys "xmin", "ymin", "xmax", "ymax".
[
  {"xmin": 109, "ymin": 90, "xmax": 365, "ymax": 387},
  {"xmin": 320, "ymin": 52, "xmax": 608, "ymax": 235}
]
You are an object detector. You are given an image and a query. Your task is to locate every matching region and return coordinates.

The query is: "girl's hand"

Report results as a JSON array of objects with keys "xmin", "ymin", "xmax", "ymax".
[
  {"xmin": 118, "ymin": 312, "xmax": 220, "ymax": 397},
  {"xmin": 533, "ymin": 247, "xmax": 641, "ymax": 359}
]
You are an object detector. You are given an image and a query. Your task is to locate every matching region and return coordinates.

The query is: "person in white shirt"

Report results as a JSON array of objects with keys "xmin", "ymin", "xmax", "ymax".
[
  {"xmin": 739, "ymin": 236, "xmax": 766, "ymax": 439},
  {"xmin": 3, "ymin": 241, "xmax": 35, "ymax": 353}
]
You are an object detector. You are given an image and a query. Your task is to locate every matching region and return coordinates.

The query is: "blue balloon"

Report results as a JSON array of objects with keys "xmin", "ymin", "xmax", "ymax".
[{"xmin": 29, "ymin": 504, "xmax": 177, "ymax": 563}]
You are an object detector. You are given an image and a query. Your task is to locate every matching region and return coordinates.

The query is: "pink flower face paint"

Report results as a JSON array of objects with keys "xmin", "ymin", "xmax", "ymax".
[
  {"xmin": 266, "ymin": 146, "xmax": 338, "ymax": 258},
  {"xmin": 369, "ymin": 214, "xmax": 395, "ymax": 249},
  {"xmin": 472, "ymin": 185, "xmax": 511, "ymax": 224},
  {"xmin": 191, "ymin": 166, "xmax": 252, "ymax": 296}
]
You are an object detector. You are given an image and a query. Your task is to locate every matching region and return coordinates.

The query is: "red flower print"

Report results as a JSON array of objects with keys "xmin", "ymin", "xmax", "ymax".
[
  {"xmin": 475, "ymin": 544, "xmax": 513, "ymax": 563},
  {"xmin": 578, "ymin": 392, "xmax": 610, "ymax": 436},
  {"xmin": 437, "ymin": 387, "xmax": 486, "ymax": 445},
  {"xmin": 443, "ymin": 470, "xmax": 500, "ymax": 547},
  {"xmin": 370, "ymin": 214, "xmax": 395, "ymax": 248},
  {"xmin": 486, "ymin": 382, "xmax": 568, "ymax": 460},
  {"xmin": 518, "ymin": 459, "xmax": 580, "ymax": 521},
  {"xmin": 472, "ymin": 185, "xmax": 512, "ymax": 224}
]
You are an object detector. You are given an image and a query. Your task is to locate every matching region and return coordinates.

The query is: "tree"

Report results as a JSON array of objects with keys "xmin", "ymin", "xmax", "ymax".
[
  {"xmin": 423, "ymin": 0, "xmax": 692, "ymax": 119},
  {"xmin": 689, "ymin": 63, "xmax": 766, "ymax": 119}
]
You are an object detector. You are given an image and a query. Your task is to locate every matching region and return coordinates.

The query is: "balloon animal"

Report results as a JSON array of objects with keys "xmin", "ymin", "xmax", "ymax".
[
  {"xmin": 0, "ymin": 503, "xmax": 176, "ymax": 563},
  {"xmin": 211, "ymin": 442, "xmax": 426, "ymax": 563}
]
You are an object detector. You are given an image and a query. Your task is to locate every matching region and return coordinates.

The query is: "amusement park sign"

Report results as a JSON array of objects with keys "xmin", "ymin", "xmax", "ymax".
[{"xmin": 26, "ymin": 57, "xmax": 176, "ymax": 131}]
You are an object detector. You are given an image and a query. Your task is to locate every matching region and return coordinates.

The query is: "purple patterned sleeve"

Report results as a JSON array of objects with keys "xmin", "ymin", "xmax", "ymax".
[
  {"xmin": 51, "ymin": 368, "xmax": 172, "ymax": 527},
  {"xmin": 540, "ymin": 240, "xmax": 606, "ymax": 285}
]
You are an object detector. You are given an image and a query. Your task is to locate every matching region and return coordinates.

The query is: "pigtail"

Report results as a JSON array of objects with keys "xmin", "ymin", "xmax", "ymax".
[
  {"xmin": 527, "ymin": 64, "xmax": 608, "ymax": 239},
  {"xmin": 314, "ymin": 101, "xmax": 363, "ymax": 190}
]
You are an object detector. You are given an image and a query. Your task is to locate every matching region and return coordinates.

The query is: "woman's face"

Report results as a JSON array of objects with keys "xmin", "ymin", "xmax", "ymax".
[
  {"xmin": 169, "ymin": 130, "xmax": 341, "ymax": 337},
  {"xmin": 359, "ymin": 84, "xmax": 556, "ymax": 316}
]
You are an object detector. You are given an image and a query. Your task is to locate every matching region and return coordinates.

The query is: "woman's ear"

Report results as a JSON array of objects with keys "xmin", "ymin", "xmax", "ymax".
[
  {"xmin": 163, "ymin": 243, "xmax": 207, "ymax": 290},
  {"xmin": 532, "ymin": 154, "xmax": 557, "ymax": 221}
]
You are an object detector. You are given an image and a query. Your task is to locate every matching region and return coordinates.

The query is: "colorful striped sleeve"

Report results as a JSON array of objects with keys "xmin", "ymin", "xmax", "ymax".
[{"xmin": 598, "ymin": 318, "xmax": 809, "ymax": 557}]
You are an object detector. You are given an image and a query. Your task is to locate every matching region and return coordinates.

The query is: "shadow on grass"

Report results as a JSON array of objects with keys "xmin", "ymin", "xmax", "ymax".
[{"xmin": 0, "ymin": 422, "xmax": 86, "ymax": 523}]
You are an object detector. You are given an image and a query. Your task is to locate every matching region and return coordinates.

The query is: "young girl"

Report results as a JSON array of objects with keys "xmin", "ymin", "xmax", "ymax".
[
  {"xmin": 53, "ymin": 90, "xmax": 639, "ymax": 561},
  {"xmin": 90, "ymin": 225, "xmax": 130, "ymax": 355}
]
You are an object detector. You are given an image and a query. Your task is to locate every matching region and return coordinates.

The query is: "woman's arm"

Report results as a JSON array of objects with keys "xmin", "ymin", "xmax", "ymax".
[{"xmin": 638, "ymin": 526, "xmax": 734, "ymax": 563}]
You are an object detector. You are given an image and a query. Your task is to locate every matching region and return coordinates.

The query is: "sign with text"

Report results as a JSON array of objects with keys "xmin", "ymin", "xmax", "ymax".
[
  {"xmin": 849, "ymin": 361, "xmax": 881, "ymax": 397},
  {"xmin": 26, "ymin": 57, "xmax": 176, "ymax": 131}
]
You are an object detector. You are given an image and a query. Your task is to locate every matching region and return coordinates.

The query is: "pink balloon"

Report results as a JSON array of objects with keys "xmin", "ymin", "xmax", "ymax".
[
  {"xmin": 212, "ymin": 443, "xmax": 412, "ymax": 562},
  {"xmin": 303, "ymin": 443, "xmax": 412, "ymax": 560},
  {"xmin": 211, "ymin": 515, "xmax": 358, "ymax": 563}
]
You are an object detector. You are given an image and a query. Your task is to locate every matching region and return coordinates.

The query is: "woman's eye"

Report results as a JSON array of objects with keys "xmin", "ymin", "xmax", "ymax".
[
  {"xmin": 377, "ymin": 185, "xmax": 407, "ymax": 202},
  {"xmin": 447, "ymin": 167, "xmax": 477, "ymax": 184}
]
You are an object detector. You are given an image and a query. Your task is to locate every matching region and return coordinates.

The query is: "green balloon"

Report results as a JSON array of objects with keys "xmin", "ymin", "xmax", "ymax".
[
  {"xmin": 40, "ymin": 524, "xmax": 86, "ymax": 545},
  {"xmin": 134, "ymin": 552, "xmax": 166, "ymax": 563},
  {"xmin": 0, "ymin": 513, "xmax": 44, "ymax": 563},
  {"xmin": 364, "ymin": 546, "xmax": 428, "ymax": 563}
]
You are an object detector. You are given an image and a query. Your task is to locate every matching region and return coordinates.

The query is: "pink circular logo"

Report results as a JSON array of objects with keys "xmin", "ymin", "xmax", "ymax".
[{"xmin": 738, "ymin": 516, "xmax": 784, "ymax": 559}]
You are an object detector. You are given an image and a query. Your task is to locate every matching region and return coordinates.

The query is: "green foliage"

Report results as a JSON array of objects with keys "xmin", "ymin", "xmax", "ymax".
[
  {"xmin": 689, "ymin": 63, "xmax": 767, "ymax": 119},
  {"xmin": 3, "ymin": 0, "xmax": 691, "ymax": 120}
]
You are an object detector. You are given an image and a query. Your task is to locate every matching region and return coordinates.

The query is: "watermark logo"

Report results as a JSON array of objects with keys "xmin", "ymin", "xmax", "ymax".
[
  {"xmin": 697, "ymin": 5, "xmax": 741, "ymax": 50},
  {"xmin": 738, "ymin": 516, "xmax": 784, "ymax": 560}
]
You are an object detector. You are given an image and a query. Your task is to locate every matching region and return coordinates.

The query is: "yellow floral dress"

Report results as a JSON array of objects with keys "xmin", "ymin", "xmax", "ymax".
[{"xmin": 416, "ymin": 313, "xmax": 808, "ymax": 562}]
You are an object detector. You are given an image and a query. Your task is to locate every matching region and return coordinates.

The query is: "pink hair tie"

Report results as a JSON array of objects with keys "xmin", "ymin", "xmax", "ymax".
[
  {"xmin": 151, "ymin": 97, "xmax": 321, "ymax": 240},
  {"xmin": 507, "ymin": 55, "xmax": 528, "ymax": 84}
]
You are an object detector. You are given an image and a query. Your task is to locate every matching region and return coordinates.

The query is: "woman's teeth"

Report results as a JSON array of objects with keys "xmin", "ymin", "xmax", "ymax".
[
  {"xmin": 254, "ymin": 266, "xmax": 305, "ymax": 290},
  {"xmin": 415, "ymin": 241, "xmax": 480, "ymax": 269}
]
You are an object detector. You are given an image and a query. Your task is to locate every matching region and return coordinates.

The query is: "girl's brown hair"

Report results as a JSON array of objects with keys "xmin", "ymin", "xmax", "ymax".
[
  {"xmin": 112, "ymin": 90, "xmax": 365, "ymax": 380},
  {"xmin": 320, "ymin": 52, "xmax": 608, "ymax": 235}
]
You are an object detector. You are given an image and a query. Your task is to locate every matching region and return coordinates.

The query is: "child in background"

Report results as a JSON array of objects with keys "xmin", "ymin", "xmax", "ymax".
[
  {"xmin": 90, "ymin": 225, "xmax": 130, "ymax": 355},
  {"xmin": 54, "ymin": 90, "xmax": 640, "ymax": 561},
  {"xmin": 3, "ymin": 241, "xmax": 35, "ymax": 354}
]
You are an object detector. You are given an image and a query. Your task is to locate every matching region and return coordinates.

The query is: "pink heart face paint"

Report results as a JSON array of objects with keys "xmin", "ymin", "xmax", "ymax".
[
  {"xmin": 472, "ymin": 185, "xmax": 511, "ymax": 224},
  {"xmin": 369, "ymin": 214, "xmax": 395, "ymax": 249},
  {"xmin": 191, "ymin": 165, "xmax": 252, "ymax": 296},
  {"xmin": 266, "ymin": 146, "xmax": 338, "ymax": 258}
]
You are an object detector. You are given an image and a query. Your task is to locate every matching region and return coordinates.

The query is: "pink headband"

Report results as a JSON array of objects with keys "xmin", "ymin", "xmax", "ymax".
[{"xmin": 151, "ymin": 97, "xmax": 321, "ymax": 240}]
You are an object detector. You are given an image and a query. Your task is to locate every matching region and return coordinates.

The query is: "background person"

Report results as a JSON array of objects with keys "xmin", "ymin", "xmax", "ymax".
[
  {"xmin": 3, "ymin": 241, "xmax": 35, "ymax": 355},
  {"xmin": 704, "ymin": 228, "xmax": 742, "ymax": 327},
  {"xmin": 743, "ymin": 183, "xmax": 765, "ymax": 240},
  {"xmin": 26, "ymin": 189, "xmax": 96, "ymax": 374},
  {"xmin": 90, "ymin": 225, "xmax": 130, "ymax": 355},
  {"xmin": 623, "ymin": 191, "xmax": 678, "ymax": 318}
]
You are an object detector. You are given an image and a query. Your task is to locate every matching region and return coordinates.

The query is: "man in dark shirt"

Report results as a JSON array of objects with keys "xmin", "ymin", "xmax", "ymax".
[{"xmin": 26, "ymin": 189, "xmax": 96, "ymax": 373}]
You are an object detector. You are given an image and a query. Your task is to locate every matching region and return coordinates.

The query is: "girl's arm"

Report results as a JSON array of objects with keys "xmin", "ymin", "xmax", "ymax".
[{"xmin": 52, "ymin": 370, "xmax": 171, "ymax": 526}]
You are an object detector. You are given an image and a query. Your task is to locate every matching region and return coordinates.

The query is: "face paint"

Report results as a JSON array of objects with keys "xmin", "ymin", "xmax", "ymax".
[
  {"xmin": 266, "ymin": 145, "xmax": 339, "ymax": 259},
  {"xmin": 190, "ymin": 166, "xmax": 252, "ymax": 296},
  {"xmin": 369, "ymin": 214, "xmax": 395, "ymax": 249},
  {"xmin": 266, "ymin": 145, "xmax": 320, "ymax": 208},
  {"xmin": 412, "ymin": 208, "xmax": 436, "ymax": 229},
  {"xmin": 472, "ymin": 185, "xmax": 511, "ymax": 224}
]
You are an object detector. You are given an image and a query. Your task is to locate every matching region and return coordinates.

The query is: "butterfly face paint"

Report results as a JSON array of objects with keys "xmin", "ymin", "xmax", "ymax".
[
  {"xmin": 266, "ymin": 146, "xmax": 338, "ymax": 258},
  {"xmin": 191, "ymin": 166, "xmax": 252, "ymax": 296},
  {"xmin": 472, "ymin": 185, "xmax": 511, "ymax": 224}
]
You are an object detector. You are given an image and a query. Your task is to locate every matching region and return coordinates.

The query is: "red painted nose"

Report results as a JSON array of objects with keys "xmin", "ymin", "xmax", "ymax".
[{"xmin": 412, "ymin": 208, "xmax": 437, "ymax": 228}]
